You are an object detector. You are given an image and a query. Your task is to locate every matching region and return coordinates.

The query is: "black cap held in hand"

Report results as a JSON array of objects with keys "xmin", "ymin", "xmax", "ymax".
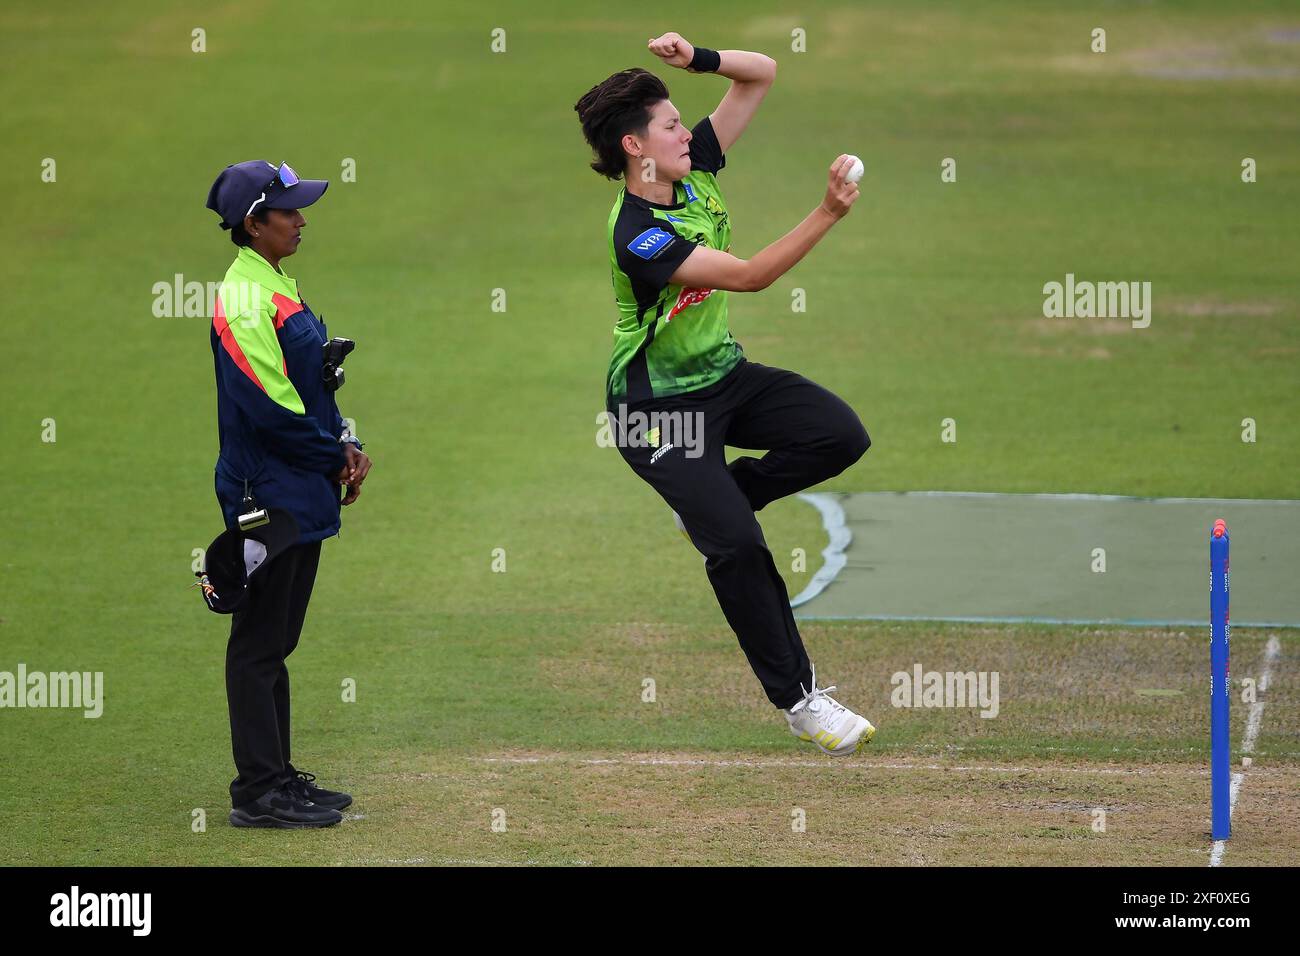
[{"xmin": 195, "ymin": 509, "xmax": 300, "ymax": 614}]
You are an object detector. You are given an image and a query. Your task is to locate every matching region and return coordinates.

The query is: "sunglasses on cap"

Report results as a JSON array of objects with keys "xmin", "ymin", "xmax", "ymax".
[{"xmin": 244, "ymin": 162, "xmax": 301, "ymax": 219}]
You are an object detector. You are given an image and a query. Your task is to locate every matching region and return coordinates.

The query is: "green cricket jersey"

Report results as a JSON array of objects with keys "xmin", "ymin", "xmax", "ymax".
[{"xmin": 605, "ymin": 116, "xmax": 744, "ymax": 404}]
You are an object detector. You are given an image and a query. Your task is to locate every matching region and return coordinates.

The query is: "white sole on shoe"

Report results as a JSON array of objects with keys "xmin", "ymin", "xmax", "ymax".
[{"xmin": 796, "ymin": 718, "xmax": 876, "ymax": 757}]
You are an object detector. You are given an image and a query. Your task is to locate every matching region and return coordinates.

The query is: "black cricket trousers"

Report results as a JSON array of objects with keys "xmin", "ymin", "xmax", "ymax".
[
  {"xmin": 612, "ymin": 360, "xmax": 870, "ymax": 709},
  {"xmin": 225, "ymin": 541, "xmax": 321, "ymax": 807}
]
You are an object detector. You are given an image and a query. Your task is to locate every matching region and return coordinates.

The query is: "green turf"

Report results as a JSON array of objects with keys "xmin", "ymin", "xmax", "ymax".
[{"xmin": 1, "ymin": 0, "xmax": 1297, "ymax": 865}]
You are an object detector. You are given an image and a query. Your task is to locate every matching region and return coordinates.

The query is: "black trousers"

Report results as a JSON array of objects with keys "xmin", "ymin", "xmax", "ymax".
[
  {"xmin": 225, "ymin": 541, "xmax": 321, "ymax": 808},
  {"xmin": 611, "ymin": 360, "xmax": 870, "ymax": 709}
]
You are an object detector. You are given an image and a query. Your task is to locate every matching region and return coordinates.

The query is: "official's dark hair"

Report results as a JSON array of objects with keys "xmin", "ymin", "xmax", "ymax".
[
  {"xmin": 574, "ymin": 68, "xmax": 670, "ymax": 180},
  {"xmin": 230, "ymin": 206, "xmax": 272, "ymax": 247}
]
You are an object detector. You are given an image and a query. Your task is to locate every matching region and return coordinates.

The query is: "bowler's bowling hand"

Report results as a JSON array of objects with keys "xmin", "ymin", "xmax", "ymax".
[
  {"xmin": 337, "ymin": 444, "xmax": 372, "ymax": 506},
  {"xmin": 820, "ymin": 155, "xmax": 860, "ymax": 221},
  {"xmin": 648, "ymin": 32, "xmax": 694, "ymax": 70}
]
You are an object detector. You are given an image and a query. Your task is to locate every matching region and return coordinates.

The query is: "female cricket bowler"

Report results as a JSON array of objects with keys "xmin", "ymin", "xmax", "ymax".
[{"xmin": 574, "ymin": 33, "xmax": 875, "ymax": 754}]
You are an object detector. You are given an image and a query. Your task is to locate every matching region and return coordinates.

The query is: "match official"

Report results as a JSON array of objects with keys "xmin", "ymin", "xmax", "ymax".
[{"xmin": 204, "ymin": 160, "xmax": 372, "ymax": 828}]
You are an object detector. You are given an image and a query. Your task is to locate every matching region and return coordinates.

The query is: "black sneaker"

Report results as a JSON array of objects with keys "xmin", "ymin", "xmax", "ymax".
[
  {"xmin": 286, "ymin": 770, "xmax": 353, "ymax": 811},
  {"xmin": 229, "ymin": 784, "xmax": 344, "ymax": 829}
]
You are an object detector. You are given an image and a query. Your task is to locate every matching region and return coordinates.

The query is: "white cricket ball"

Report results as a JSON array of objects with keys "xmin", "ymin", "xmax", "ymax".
[{"xmin": 845, "ymin": 155, "xmax": 864, "ymax": 183}]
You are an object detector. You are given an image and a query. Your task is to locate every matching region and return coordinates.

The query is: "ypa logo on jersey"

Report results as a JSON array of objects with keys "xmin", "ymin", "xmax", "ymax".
[
  {"xmin": 627, "ymin": 228, "xmax": 675, "ymax": 260},
  {"xmin": 682, "ymin": 182, "xmax": 699, "ymax": 203}
]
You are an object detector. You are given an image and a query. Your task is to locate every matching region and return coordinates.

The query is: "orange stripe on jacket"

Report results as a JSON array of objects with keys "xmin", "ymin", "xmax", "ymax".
[
  {"xmin": 213, "ymin": 294, "xmax": 266, "ymax": 393},
  {"xmin": 271, "ymin": 292, "xmax": 303, "ymax": 329}
]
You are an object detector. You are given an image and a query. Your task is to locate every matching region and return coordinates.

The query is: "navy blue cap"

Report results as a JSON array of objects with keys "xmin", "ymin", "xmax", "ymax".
[{"xmin": 205, "ymin": 160, "xmax": 328, "ymax": 230}]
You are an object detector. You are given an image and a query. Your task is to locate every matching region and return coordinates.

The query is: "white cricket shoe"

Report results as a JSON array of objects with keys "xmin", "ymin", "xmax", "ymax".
[{"xmin": 783, "ymin": 666, "xmax": 875, "ymax": 756}]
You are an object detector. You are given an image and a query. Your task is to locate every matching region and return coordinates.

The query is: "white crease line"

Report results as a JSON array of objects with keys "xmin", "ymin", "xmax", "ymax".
[
  {"xmin": 1242, "ymin": 703, "xmax": 1267, "ymax": 756},
  {"xmin": 1210, "ymin": 634, "xmax": 1281, "ymax": 867},
  {"xmin": 353, "ymin": 857, "xmax": 591, "ymax": 867},
  {"xmin": 790, "ymin": 493, "xmax": 851, "ymax": 608},
  {"xmin": 481, "ymin": 755, "xmax": 1220, "ymax": 777}
]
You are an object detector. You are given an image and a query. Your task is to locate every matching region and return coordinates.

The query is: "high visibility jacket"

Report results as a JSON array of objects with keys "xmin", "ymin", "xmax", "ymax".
[{"xmin": 209, "ymin": 246, "xmax": 354, "ymax": 543}]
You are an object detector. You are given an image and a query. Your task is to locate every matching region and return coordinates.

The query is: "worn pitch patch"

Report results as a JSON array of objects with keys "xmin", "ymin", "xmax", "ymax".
[{"xmin": 791, "ymin": 492, "xmax": 1300, "ymax": 627}]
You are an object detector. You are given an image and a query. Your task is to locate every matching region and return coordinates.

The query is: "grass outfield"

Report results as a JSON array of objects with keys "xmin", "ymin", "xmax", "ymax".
[{"xmin": 1, "ymin": 1, "xmax": 1298, "ymax": 865}]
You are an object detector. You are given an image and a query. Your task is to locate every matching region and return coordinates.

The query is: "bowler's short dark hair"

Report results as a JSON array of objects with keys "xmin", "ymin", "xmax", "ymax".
[{"xmin": 574, "ymin": 68, "xmax": 670, "ymax": 180}]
